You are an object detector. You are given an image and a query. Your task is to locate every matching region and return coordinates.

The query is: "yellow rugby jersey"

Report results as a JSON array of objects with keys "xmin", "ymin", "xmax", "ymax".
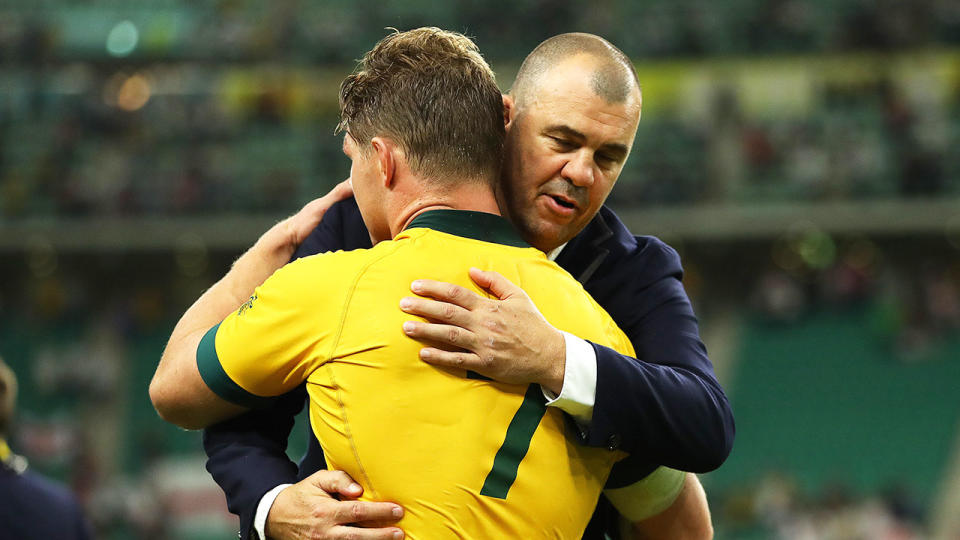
[{"xmin": 197, "ymin": 210, "xmax": 649, "ymax": 539}]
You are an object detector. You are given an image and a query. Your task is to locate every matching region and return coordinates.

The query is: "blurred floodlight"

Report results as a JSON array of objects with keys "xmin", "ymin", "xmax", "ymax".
[
  {"xmin": 117, "ymin": 74, "xmax": 151, "ymax": 111},
  {"xmin": 107, "ymin": 21, "xmax": 139, "ymax": 57},
  {"xmin": 796, "ymin": 228, "xmax": 835, "ymax": 270},
  {"xmin": 773, "ymin": 222, "xmax": 837, "ymax": 272}
]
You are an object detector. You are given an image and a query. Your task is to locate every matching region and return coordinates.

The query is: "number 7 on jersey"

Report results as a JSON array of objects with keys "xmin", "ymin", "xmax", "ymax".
[{"xmin": 480, "ymin": 384, "xmax": 548, "ymax": 499}]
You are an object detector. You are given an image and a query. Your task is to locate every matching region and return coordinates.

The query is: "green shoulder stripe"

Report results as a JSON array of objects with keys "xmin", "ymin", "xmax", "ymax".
[{"xmin": 196, "ymin": 323, "xmax": 276, "ymax": 409}]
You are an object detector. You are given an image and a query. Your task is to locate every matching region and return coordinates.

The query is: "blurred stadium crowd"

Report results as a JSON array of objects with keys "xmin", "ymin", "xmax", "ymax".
[
  {"xmin": 1, "ymin": 1, "xmax": 960, "ymax": 539},
  {"xmin": 2, "ymin": 0, "xmax": 960, "ymax": 217}
]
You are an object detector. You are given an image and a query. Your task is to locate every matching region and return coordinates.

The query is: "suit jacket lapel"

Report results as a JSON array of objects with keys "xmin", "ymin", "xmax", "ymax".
[{"xmin": 556, "ymin": 211, "xmax": 615, "ymax": 284}]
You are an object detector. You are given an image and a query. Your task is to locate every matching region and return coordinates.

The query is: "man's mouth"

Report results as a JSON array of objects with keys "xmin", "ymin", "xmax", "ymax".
[
  {"xmin": 547, "ymin": 194, "xmax": 577, "ymax": 210},
  {"xmin": 539, "ymin": 193, "xmax": 579, "ymax": 220}
]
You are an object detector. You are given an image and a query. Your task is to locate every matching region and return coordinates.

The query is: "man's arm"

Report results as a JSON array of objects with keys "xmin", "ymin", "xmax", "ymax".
[
  {"xmin": 150, "ymin": 180, "xmax": 355, "ymax": 428},
  {"xmin": 582, "ymin": 234, "xmax": 733, "ymax": 471},
  {"xmin": 627, "ymin": 474, "xmax": 712, "ymax": 540},
  {"xmin": 202, "ymin": 386, "xmax": 305, "ymax": 535},
  {"xmin": 398, "ymin": 236, "xmax": 734, "ymax": 471},
  {"xmin": 264, "ymin": 470, "xmax": 404, "ymax": 540},
  {"xmin": 198, "ymin": 194, "xmax": 403, "ymax": 540},
  {"xmin": 149, "ymin": 247, "xmax": 274, "ymax": 428},
  {"xmin": 601, "ymin": 466, "xmax": 712, "ymax": 540}
]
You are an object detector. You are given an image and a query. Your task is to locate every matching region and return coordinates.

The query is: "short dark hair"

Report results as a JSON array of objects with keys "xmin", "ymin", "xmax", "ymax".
[
  {"xmin": 0, "ymin": 359, "xmax": 16, "ymax": 437},
  {"xmin": 338, "ymin": 27, "xmax": 505, "ymax": 184},
  {"xmin": 511, "ymin": 33, "xmax": 640, "ymax": 107}
]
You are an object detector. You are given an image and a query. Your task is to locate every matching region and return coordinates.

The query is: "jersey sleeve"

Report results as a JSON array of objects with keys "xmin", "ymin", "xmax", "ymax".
[
  {"xmin": 602, "ymin": 466, "xmax": 686, "ymax": 522},
  {"xmin": 195, "ymin": 254, "xmax": 353, "ymax": 408}
]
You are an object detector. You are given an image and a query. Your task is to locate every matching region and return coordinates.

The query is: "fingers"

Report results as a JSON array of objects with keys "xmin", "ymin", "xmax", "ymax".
[
  {"xmin": 302, "ymin": 179, "xmax": 354, "ymax": 216},
  {"xmin": 417, "ymin": 347, "xmax": 483, "ymax": 370},
  {"xmin": 402, "ymin": 321, "xmax": 477, "ymax": 351},
  {"xmin": 286, "ymin": 181, "xmax": 354, "ymax": 247},
  {"xmin": 331, "ymin": 500, "xmax": 404, "ymax": 526},
  {"xmin": 310, "ymin": 469, "xmax": 363, "ymax": 498},
  {"xmin": 469, "ymin": 268, "xmax": 522, "ymax": 300},
  {"xmin": 409, "ymin": 279, "xmax": 483, "ymax": 309},
  {"xmin": 399, "ymin": 296, "xmax": 471, "ymax": 326},
  {"xmin": 308, "ymin": 471, "xmax": 404, "ymax": 527},
  {"xmin": 328, "ymin": 524, "xmax": 404, "ymax": 540},
  {"xmin": 324, "ymin": 178, "xmax": 354, "ymax": 203}
]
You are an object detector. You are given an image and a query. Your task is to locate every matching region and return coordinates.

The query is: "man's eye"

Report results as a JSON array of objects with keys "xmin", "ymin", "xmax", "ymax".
[
  {"xmin": 596, "ymin": 153, "xmax": 616, "ymax": 166},
  {"xmin": 550, "ymin": 137, "xmax": 575, "ymax": 150}
]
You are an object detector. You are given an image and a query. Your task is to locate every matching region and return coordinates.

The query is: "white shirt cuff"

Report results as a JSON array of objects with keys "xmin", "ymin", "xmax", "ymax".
[
  {"xmin": 254, "ymin": 483, "xmax": 293, "ymax": 540},
  {"xmin": 541, "ymin": 331, "xmax": 597, "ymax": 427}
]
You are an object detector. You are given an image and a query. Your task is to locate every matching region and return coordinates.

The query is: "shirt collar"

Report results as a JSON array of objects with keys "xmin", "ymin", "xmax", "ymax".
[
  {"xmin": 405, "ymin": 210, "xmax": 530, "ymax": 248},
  {"xmin": 546, "ymin": 242, "xmax": 567, "ymax": 261}
]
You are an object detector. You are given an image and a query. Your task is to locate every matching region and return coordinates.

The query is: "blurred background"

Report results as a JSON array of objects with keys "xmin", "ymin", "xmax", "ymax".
[{"xmin": 1, "ymin": 1, "xmax": 959, "ymax": 538}]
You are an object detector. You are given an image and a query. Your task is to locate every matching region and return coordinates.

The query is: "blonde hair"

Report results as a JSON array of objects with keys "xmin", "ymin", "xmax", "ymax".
[{"xmin": 338, "ymin": 27, "xmax": 505, "ymax": 184}]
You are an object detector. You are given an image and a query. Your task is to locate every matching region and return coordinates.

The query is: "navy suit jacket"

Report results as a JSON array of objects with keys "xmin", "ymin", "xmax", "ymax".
[
  {"xmin": 203, "ymin": 198, "xmax": 734, "ymax": 539},
  {"xmin": 0, "ymin": 459, "xmax": 91, "ymax": 540}
]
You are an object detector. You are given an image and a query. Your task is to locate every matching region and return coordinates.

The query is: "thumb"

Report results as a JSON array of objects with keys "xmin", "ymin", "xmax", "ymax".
[
  {"xmin": 308, "ymin": 469, "xmax": 364, "ymax": 499},
  {"xmin": 291, "ymin": 179, "xmax": 355, "ymax": 239},
  {"xmin": 325, "ymin": 178, "xmax": 354, "ymax": 202},
  {"xmin": 469, "ymin": 267, "xmax": 522, "ymax": 300},
  {"xmin": 310, "ymin": 178, "xmax": 354, "ymax": 213}
]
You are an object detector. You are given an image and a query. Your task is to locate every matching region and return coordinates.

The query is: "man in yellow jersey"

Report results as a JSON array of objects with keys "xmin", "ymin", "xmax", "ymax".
[{"xmin": 151, "ymin": 28, "xmax": 690, "ymax": 539}]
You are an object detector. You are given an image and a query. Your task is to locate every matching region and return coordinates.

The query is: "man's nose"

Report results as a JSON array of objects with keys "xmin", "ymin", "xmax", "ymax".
[{"xmin": 561, "ymin": 151, "xmax": 595, "ymax": 188}]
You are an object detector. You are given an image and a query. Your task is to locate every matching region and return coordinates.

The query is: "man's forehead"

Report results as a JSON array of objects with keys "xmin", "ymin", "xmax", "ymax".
[
  {"xmin": 524, "ymin": 88, "xmax": 639, "ymax": 147},
  {"xmin": 538, "ymin": 55, "xmax": 638, "ymax": 99}
]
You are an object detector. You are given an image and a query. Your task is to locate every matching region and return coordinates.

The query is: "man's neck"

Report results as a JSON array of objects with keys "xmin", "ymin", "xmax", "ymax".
[{"xmin": 391, "ymin": 181, "xmax": 501, "ymax": 237}]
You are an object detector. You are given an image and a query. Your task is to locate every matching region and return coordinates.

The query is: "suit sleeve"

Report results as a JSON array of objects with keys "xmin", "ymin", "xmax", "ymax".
[
  {"xmin": 201, "ymin": 197, "xmax": 368, "ymax": 538},
  {"xmin": 586, "ymin": 238, "xmax": 735, "ymax": 473},
  {"xmin": 202, "ymin": 387, "xmax": 306, "ymax": 539}
]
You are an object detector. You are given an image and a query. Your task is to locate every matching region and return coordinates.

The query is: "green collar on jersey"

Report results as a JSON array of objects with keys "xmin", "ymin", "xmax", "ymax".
[{"xmin": 406, "ymin": 210, "xmax": 530, "ymax": 248}]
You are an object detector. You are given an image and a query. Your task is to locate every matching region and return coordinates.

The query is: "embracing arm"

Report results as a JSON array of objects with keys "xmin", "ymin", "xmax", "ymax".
[
  {"xmin": 583, "ymin": 237, "xmax": 733, "ymax": 471},
  {"xmin": 399, "ymin": 262, "xmax": 733, "ymax": 471},
  {"xmin": 206, "ymin": 407, "xmax": 404, "ymax": 540},
  {"xmin": 627, "ymin": 473, "xmax": 712, "ymax": 540},
  {"xmin": 600, "ymin": 460, "xmax": 711, "ymax": 540},
  {"xmin": 148, "ymin": 242, "xmax": 279, "ymax": 428},
  {"xmin": 149, "ymin": 180, "xmax": 355, "ymax": 428},
  {"xmin": 201, "ymin": 187, "xmax": 361, "ymax": 498},
  {"xmin": 202, "ymin": 388, "xmax": 304, "ymax": 538},
  {"xmin": 197, "ymin": 193, "xmax": 402, "ymax": 540}
]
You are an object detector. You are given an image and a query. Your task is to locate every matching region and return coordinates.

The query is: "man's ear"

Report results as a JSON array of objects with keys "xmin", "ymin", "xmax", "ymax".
[
  {"xmin": 370, "ymin": 137, "xmax": 396, "ymax": 188},
  {"xmin": 502, "ymin": 94, "xmax": 516, "ymax": 131}
]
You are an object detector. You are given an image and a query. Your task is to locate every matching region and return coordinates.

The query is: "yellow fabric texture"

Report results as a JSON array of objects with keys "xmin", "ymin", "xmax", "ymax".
[{"xmin": 207, "ymin": 224, "xmax": 644, "ymax": 538}]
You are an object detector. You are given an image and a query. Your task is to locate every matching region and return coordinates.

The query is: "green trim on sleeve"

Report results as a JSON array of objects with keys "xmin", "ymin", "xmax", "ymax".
[
  {"xmin": 603, "ymin": 466, "xmax": 687, "ymax": 522},
  {"xmin": 196, "ymin": 323, "xmax": 276, "ymax": 409}
]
